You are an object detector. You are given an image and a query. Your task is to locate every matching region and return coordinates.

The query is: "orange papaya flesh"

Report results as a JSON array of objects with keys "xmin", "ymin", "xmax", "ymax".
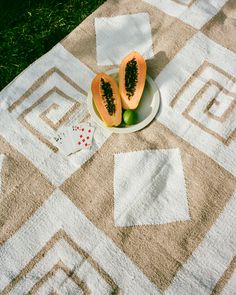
[
  {"xmin": 91, "ymin": 73, "xmax": 122, "ymax": 127},
  {"xmin": 119, "ymin": 51, "xmax": 147, "ymax": 110}
]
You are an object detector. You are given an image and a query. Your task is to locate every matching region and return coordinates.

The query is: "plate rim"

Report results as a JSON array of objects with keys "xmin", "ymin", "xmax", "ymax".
[{"xmin": 87, "ymin": 68, "xmax": 161, "ymax": 134}]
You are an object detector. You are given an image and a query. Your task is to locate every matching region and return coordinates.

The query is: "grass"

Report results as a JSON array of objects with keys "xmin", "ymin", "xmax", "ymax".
[{"xmin": 0, "ymin": 0, "xmax": 107, "ymax": 90}]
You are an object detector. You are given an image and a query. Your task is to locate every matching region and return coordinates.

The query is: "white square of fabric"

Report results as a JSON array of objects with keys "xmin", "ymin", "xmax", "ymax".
[
  {"xmin": 95, "ymin": 13, "xmax": 154, "ymax": 66},
  {"xmin": 114, "ymin": 148, "xmax": 190, "ymax": 227}
]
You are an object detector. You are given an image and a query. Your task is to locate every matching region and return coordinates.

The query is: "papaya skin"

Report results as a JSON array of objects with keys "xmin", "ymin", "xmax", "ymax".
[
  {"xmin": 119, "ymin": 51, "xmax": 147, "ymax": 110},
  {"xmin": 91, "ymin": 73, "xmax": 122, "ymax": 127}
]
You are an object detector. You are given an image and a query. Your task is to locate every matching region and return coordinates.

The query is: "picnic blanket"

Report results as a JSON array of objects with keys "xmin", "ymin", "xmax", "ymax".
[{"xmin": 0, "ymin": 0, "xmax": 236, "ymax": 294}]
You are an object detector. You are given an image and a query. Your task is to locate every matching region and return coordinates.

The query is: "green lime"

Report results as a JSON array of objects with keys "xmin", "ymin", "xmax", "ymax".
[{"xmin": 123, "ymin": 110, "xmax": 138, "ymax": 125}]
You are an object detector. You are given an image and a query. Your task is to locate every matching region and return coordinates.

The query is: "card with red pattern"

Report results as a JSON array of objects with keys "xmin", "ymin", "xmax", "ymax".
[
  {"xmin": 67, "ymin": 123, "xmax": 95, "ymax": 153},
  {"xmin": 51, "ymin": 123, "xmax": 95, "ymax": 156}
]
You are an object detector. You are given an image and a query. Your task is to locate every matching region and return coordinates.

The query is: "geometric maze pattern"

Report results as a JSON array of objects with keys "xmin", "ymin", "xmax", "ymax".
[
  {"xmin": 7, "ymin": 67, "xmax": 87, "ymax": 153},
  {"xmin": 33, "ymin": 266, "xmax": 87, "ymax": 294},
  {"xmin": 9, "ymin": 231, "xmax": 117, "ymax": 294},
  {"xmin": 0, "ymin": 189, "xmax": 160, "ymax": 295},
  {"xmin": 0, "ymin": 44, "xmax": 111, "ymax": 185},
  {"xmin": 170, "ymin": 62, "xmax": 236, "ymax": 146},
  {"xmin": 10, "ymin": 68, "xmax": 85, "ymax": 153},
  {"xmin": 156, "ymin": 32, "xmax": 236, "ymax": 177},
  {"xmin": 0, "ymin": 0, "xmax": 235, "ymax": 294},
  {"xmin": 1, "ymin": 188, "xmax": 236, "ymax": 294}
]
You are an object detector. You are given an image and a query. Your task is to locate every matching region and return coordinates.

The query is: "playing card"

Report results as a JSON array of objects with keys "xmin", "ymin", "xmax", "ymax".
[
  {"xmin": 51, "ymin": 123, "xmax": 95, "ymax": 156},
  {"xmin": 67, "ymin": 123, "xmax": 95, "ymax": 152},
  {"xmin": 51, "ymin": 130, "xmax": 71, "ymax": 156}
]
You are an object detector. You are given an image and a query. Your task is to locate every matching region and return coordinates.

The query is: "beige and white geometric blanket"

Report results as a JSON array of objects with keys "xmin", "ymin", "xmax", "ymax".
[{"xmin": 0, "ymin": 0, "xmax": 236, "ymax": 294}]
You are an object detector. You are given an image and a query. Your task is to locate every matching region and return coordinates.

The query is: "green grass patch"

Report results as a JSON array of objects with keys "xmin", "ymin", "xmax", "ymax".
[{"xmin": 0, "ymin": 0, "xmax": 106, "ymax": 90}]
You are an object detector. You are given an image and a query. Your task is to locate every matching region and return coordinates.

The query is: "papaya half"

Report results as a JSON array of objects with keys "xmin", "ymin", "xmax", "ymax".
[
  {"xmin": 91, "ymin": 73, "xmax": 122, "ymax": 127},
  {"xmin": 119, "ymin": 51, "xmax": 147, "ymax": 110}
]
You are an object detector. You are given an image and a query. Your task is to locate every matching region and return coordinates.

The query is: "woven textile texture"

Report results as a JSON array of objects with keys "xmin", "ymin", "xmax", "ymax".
[{"xmin": 0, "ymin": 0, "xmax": 236, "ymax": 294}]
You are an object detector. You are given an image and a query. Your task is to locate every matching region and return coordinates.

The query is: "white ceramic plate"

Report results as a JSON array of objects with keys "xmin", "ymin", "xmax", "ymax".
[{"xmin": 87, "ymin": 68, "xmax": 161, "ymax": 133}]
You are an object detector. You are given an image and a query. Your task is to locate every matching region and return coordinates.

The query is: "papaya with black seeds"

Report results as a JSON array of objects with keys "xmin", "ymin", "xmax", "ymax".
[
  {"xmin": 119, "ymin": 51, "xmax": 147, "ymax": 110},
  {"xmin": 91, "ymin": 73, "xmax": 122, "ymax": 127}
]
